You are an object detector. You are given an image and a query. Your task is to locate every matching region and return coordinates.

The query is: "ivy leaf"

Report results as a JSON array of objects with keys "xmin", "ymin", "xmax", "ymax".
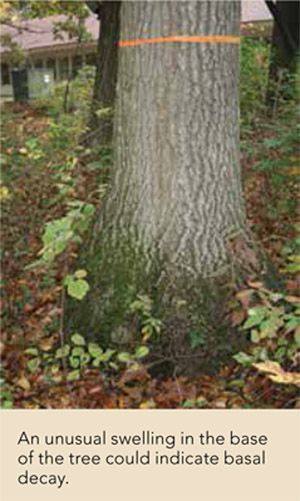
[
  {"xmin": 82, "ymin": 204, "xmax": 95, "ymax": 217},
  {"xmin": 243, "ymin": 307, "xmax": 267, "ymax": 329},
  {"xmin": 88, "ymin": 343, "xmax": 103, "ymax": 358},
  {"xmin": 26, "ymin": 358, "xmax": 40, "ymax": 373},
  {"xmin": 259, "ymin": 320, "xmax": 279, "ymax": 339},
  {"xmin": 294, "ymin": 327, "xmax": 300, "ymax": 346},
  {"xmin": 3, "ymin": 400, "xmax": 13, "ymax": 409},
  {"xmin": 189, "ymin": 331, "xmax": 206, "ymax": 349},
  {"xmin": 67, "ymin": 370, "xmax": 80, "ymax": 381},
  {"xmin": 92, "ymin": 358, "xmax": 101, "ymax": 367},
  {"xmin": 250, "ymin": 329, "xmax": 260, "ymax": 343},
  {"xmin": 80, "ymin": 353, "xmax": 90, "ymax": 366},
  {"xmin": 183, "ymin": 400, "xmax": 195, "ymax": 408},
  {"xmin": 72, "ymin": 347, "xmax": 85, "ymax": 357},
  {"xmin": 55, "ymin": 344, "xmax": 70, "ymax": 358},
  {"xmin": 67, "ymin": 278, "xmax": 90, "ymax": 300},
  {"xmin": 233, "ymin": 352, "xmax": 253, "ymax": 366},
  {"xmin": 74, "ymin": 269, "xmax": 87, "ymax": 279},
  {"xmin": 134, "ymin": 346, "xmax": 149, "ymax": 359},
  {"xmin": 285, "ymin": 262, "xmax": 300, "ymax": 274},
  {"xmin": 100, "ymin": 349, "xmax": 115, "ymax": 362},
  {"xmin": 69, "ymin": 357, "xmax": 80, "ymax": 369},
  {"xmin": 71, "ymin": 333, "xmax": 86, "ymax": 346},
  {"xmin": 24, "ymin": 348, "xmax": 39, "ymax": 356},
  {"xmin": 285, "ymin": 317, "xmax": 299, "ymax": 333},
  {"xmin": 117, "ymin": 352, "xmax": 132, "ymax": 363}
]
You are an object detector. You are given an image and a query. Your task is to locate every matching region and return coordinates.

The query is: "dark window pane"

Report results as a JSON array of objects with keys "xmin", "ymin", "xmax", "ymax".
[
  {"xmin": 46, "ymin": 58, "xmax": 56, "ymax": 80},
  {"xmin": 34, "ymin": 59, "xmax": 43, "ymax": 70}
]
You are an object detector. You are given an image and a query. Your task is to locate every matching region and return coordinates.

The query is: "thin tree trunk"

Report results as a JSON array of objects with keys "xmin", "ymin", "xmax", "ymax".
[
  {"xmin": 266, "ymin": 1, "xmax": 300, "ymax": 111},
  {"xmin": 86, "ymin": 1, "xmax": 121, "ymax": 145}
]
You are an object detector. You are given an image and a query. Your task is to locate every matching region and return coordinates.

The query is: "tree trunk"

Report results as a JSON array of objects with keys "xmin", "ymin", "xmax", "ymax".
[
  {"xmin": 67, "ymin": 1, "xmax": 257, "ymax": 371},
  {"xmin": 85, "ymin": 1, "xmax": 121, "ymax": 145},
  {"xmin": 106, "ymin": 0, "xmax": 245, "ymax": 275},
  {"xmin": 266, "ymin": 0, "xmax": 300, "ymax": 111}
]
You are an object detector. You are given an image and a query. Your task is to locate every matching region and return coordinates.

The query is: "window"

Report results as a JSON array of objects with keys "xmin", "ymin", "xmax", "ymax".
[
  {"xmin": 46, "ymin": 58, "xmax": 56, "ymax": 81},
  {"xmin": 34, "ymin": 59, "xmax": 43, "ymax": 70},
  {"xmin": 1, "ymin": 64, "xmax": 11, "ymax": 85}
]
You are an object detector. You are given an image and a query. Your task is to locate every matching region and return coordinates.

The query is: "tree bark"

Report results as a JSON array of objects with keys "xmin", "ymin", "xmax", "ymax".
[
  {"xmin": 86, "ymin": 1, "xmax": 121, "ymax": 145},
  {"xmin": 67, "ymin": 1, "xmax": 257, "ymax": 369},
  {"xmin": 106, "ymin": 0, "xmax": 245, "ymax": 276}
]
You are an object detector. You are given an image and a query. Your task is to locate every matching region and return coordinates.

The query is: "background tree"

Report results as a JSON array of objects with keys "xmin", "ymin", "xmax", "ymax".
[
  {"xmin": 85, "ymin": 1, "xmax": 121, "ymax": 145},
  {"xmin": 265, "ymin": 0, "xmax": 300, "ymax": 109}
]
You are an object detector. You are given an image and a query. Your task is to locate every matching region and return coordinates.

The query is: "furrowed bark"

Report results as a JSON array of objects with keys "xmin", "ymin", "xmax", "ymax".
[
  {"xmin": 66, "ymin": 1, "xmax": 258, "ymax": 372},
  {"xmin": 105, "ymin": 0, "xmax": 245, "ymax": 277}
]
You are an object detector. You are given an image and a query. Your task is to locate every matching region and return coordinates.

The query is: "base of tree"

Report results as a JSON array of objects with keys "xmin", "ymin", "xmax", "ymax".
[{"xmin": 64, "ymin": 230, "xmax": 265, "ymax": 376}]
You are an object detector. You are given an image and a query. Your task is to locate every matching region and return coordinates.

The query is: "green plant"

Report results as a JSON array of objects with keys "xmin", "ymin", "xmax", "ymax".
[
  {"xmin": 188, "ymin": 330, "xmax": 207, "ymax": 350},
  {"xmin": 240, "ymin": 38, "xmax": 270, "ymax": 126},
  {"xmin": 33, "ymin": 65, "xmax": 95, "ymax": 120},
  {"xmin": 23, "ymin": 329, "xmax": 152, "ymax": 385},
  {"xmin": 0, "ymin": 376, "xmax": 14, "ymax": 409},
  {"xmin": 182, "ymin": 398, "xmax": 209, "ymax": 409},
  {"xmin": 64, "ymin": 269, "xmax": 90, "ymax": 300},
  {"xmin": 280, "ymin": 225, "xmax": 300, "ymax": 274},
  {"xmin": 130, "ymin": 294, "xmax": 162, "ymax": 342},
  {"xmin": 232, "ymin": 278, "xmax": 300, "ymax": 385},
  {"xmin": 28, "ymin": 200, "xmax": 95, "ymax": 267}
]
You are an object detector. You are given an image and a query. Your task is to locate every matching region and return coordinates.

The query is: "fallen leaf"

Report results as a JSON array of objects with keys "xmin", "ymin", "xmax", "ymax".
[
  {"xmin": 236, "ymin": 289, "xmax": 254, "ymax": 307},
  {"xmin": 140, "ymin": 400, "xmax": 156, "ymax": 409},
  {"xmin": 88, "ymin": 386, "xmax": 102, "ymax": 395},
  {"xmin": 285, "ymin": 296, "xmax": 300, "ymax": 304},
  {"xmin": 39, "ymin": 336, "xmax": 56, "ymax": 351},
  {"xmin": 17, "ymin": 377, "xmax": 31, "ymax": 391},
  {"xmin": 231, "ymin": 309, "xmax": 246, "ymax": 326},
  {"xmin": 214, "ymin": 399, "xmax": 227, "ymax": 409},
  {"xmin": 247, "ymin": 281, "xmax": 265, "ymax": 289},
  {"xmin": 253, "ymin": 361, "xmax": 300, "ymax": 387}
]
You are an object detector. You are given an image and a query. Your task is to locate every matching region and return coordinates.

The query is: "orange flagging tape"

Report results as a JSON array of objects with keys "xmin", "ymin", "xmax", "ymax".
[{"xmin": 119, "ymin": 35, "xmax": 240, "ymax": 47}]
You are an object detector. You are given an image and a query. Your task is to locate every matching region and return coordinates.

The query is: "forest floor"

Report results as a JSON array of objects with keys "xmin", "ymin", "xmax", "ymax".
[{"xmin": 1, "ymin": 92, "xmax": 299, "ymax": 409}]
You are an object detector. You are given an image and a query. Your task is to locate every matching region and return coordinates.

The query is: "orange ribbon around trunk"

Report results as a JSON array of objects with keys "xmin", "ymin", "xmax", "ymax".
[{"xmin": 119, "ymin": 35, "xmax": 240, "ymax": 47}]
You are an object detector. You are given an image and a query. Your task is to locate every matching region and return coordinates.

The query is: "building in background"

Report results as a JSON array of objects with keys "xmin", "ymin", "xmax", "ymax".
[{"xmin": 0, "ymin": 14, "xmax": 99, "ymax": 101}]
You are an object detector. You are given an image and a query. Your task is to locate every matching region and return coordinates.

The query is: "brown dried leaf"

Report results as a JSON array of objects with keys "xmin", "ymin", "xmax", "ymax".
[
  {"xmin": 39, "ymin": 336, "xmax": 56, "ymax": 351},
  {"xmin": 248, "ymin": 281, "xmax": 264, "ymax": 289},
  {"xmin": 17, "ymin": 377, "xmax": 31, "ymax": 391},
  {"xmin": 253, "ymin": 361, "xmax": 300, "ymax": 387},
  {"xmin": 285, "ymin": 296, "xmax": 300, "ymax": 304},
  {"xmin": 214, "ymin": 399, "xmax": 227, "ymax": 409},
  {"xmin": 236, "ymin": 289, "xmax": 254, "ymax": 307},
  {"xmin": 230, "ymin": 309, "xmax": 246, "ymax": 326},
  {"xmin": 286, "ymin": 280, "xmax": 299, "ymax": 292}
]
